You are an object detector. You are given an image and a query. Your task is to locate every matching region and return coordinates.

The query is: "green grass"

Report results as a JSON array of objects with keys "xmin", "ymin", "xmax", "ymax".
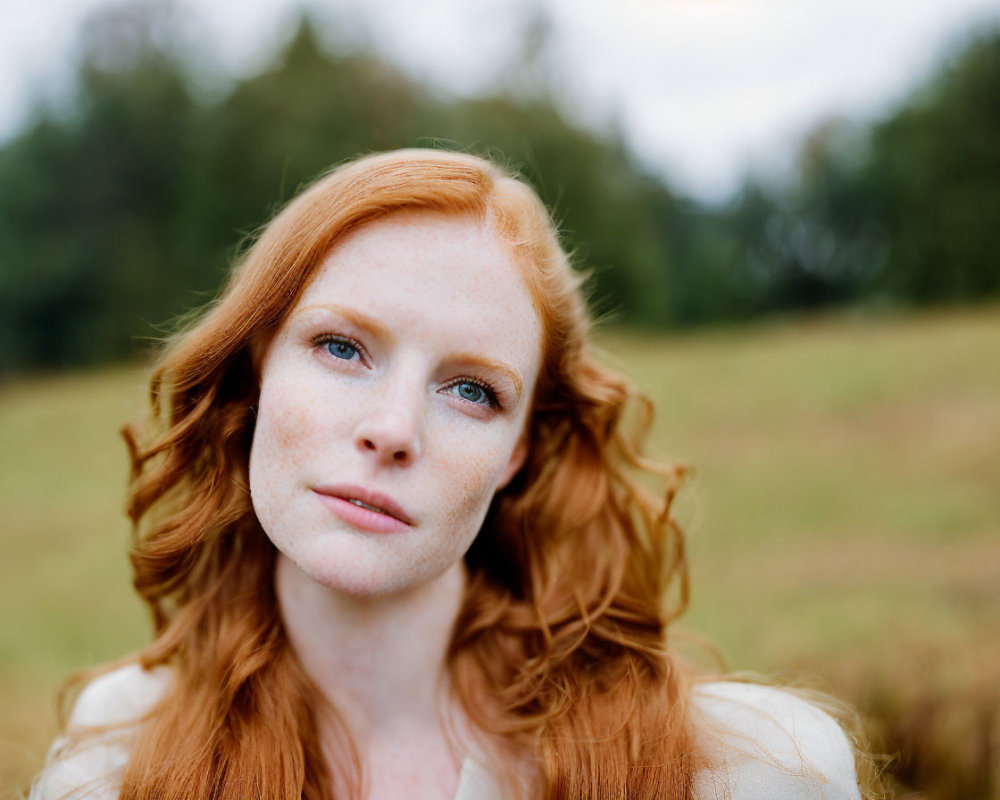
[
  {"xmin": 0, "ymin": 366, "xmax": 151, "ymax": 795},
  {"xmin": 3, "ymin": 304, "xmax": 999, "ymax": 796}
]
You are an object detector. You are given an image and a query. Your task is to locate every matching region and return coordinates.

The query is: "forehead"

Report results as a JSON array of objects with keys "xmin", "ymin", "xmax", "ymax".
[{"xmin": 296, "ymin": 210, "xmax": 542, "ymax": 364}]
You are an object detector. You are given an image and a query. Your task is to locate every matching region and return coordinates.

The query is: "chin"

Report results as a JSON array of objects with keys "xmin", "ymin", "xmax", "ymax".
[
  {"xmin": 327, "ymin": 575, "xmax": 401, "ymax": 599},
  {"xmin": 294, "ymin": 556, "xmax": 430, "ymax": 600}
]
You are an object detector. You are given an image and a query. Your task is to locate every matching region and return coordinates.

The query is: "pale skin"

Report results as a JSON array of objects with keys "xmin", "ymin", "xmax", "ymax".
[{"xmin": 249, "ymin": 211, "xmax": 543, "ymax": 799}]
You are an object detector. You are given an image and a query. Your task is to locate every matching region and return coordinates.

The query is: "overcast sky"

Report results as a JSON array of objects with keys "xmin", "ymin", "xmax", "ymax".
[{"xmin": 4, "ymin": 0, "xmax": 1000, "ymax": 201}]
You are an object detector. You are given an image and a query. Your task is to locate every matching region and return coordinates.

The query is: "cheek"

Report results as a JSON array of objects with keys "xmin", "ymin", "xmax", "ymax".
[
  {"xmin": 437, "ymin": 434, "xmax": 517, "ymax": 528},
  {"xmin": 255, "ymin": 369, "xmax": 329, "ymax": 453},
  {"xmin": 250, "ymin": 377, "xmax": 320, "ymax": 504},
  {"xmin": 254, "ymin": 389, "xmax": 296, "ymax": 466}
]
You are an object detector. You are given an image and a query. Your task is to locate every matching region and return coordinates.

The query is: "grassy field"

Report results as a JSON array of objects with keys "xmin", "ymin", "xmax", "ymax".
[{"xmin": 3, "ymin": 304, "xmax": 998, "ymax": 798}]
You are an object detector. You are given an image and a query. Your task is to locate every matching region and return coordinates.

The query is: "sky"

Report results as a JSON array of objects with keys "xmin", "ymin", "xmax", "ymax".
[{"xmin": 4, "ymin": 0, "xmax": 1000, "ymax": 202}]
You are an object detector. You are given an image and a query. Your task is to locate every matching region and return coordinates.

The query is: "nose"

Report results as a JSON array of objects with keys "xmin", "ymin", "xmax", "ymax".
[{"xmin": 354, "ymin": 378, "xmax": 423, "ymax": 467}]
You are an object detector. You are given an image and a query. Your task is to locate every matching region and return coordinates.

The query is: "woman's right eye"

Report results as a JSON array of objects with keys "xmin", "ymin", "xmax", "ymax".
[
  {"xmin": 326, "ymin": 339, "xmax": 358, "ymax": 360},
  {"xmin": 314, "ymin": 334, "xmax": 363, "ymax": 363}
]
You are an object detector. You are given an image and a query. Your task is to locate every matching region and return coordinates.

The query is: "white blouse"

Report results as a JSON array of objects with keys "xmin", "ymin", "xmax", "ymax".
[{"xmin": 31, "ymin": 664, "xmax": 861, "ymax": 799}]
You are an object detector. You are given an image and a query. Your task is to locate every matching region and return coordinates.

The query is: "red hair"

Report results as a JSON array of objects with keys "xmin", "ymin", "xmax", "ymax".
[{"xmin": 83, "ymin": 149, "xmax": 695, "ymax": 798}]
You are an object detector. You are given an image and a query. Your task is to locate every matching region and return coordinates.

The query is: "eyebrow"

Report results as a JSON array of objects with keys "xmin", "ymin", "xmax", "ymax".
[
  {"xmin": 290, "ymin": 303, "xmax": 392, "ymax": 341},
  {"xmin": 451, "ymin": 352, "xmax": 524, "ymax": 401},
  {"xmin": 290, "ymin": 303, "xmax": 525, "ymax": 402}
]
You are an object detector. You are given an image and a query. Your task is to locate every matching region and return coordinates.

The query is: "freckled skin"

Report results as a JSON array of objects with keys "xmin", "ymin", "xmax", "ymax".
[{"xmin": 249, "ymin": 211, "xmax": 543, "ymax": 599}]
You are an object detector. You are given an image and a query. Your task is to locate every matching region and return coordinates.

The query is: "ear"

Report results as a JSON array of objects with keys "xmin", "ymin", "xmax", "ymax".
[{"xmin": 497, "ymin": 435, "xmax": 528, "ymax": 491}]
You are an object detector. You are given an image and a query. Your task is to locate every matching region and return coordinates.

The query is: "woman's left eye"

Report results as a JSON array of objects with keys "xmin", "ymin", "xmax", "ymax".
[{"xmin": 447, "ymin": 380, "xmax": 499, "ymax": 409}]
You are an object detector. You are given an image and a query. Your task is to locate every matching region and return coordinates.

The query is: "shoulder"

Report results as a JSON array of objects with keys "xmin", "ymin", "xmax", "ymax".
[
  {"xmin": 64, "ymin": 661, "xmax": 173, "ymax": 728},
  {"xmin": 30, "ymin": 662, "xmax": 173, "ymax": 800},
  {"xmin": 690, "ymin": 681, "xmax": 862, "ymax": 800}
]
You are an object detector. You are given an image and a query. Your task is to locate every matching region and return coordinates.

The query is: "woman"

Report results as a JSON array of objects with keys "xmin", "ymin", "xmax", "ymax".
[{"xmin": 33, "ymin": 149, "xmax": 868, "ymax": 799}]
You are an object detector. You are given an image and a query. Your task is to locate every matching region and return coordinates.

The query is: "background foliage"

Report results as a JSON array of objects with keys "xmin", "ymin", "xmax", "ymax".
[{"xmin": 1, "ymin": 2, "xmax": 999, "ymax": 372}]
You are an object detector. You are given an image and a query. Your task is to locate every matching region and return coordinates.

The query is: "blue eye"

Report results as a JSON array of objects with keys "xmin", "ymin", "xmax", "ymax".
[
  {"xmin": 325, "ymin": 339, "xmax": 359, "ymax": 361},
  {"xmin": 450, "ymin": 380, "xmax": 498, "ymax": 408},
  {"xmin": 458, "ymin": 382, "xmax": 485, "ymax": 403}
]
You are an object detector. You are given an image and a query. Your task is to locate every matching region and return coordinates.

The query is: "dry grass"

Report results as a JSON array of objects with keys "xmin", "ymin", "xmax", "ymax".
[
  {"xmin": 603, "ymin": 304, "xmax": 1000, "ymax": 798},
  {"xmin": 2, "ymin": 303, "xmax": 998, "ymax": 798}
]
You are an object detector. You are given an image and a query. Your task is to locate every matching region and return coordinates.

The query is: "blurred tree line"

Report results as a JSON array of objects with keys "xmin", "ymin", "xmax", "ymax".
[{"xmin": 1, "ymin": 1, "xmax": 998, "ymax": 371}]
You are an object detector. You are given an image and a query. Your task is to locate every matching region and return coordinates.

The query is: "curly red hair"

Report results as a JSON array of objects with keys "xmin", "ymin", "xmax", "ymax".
[{"xmin": 97, "ymin": 149, "xmax": 695, "ymax": 798}]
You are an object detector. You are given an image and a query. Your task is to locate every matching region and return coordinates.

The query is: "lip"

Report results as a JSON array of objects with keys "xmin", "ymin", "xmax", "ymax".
[{"xmin": 312, "ymin": 484, "xmax": 414, "ymax": 533}]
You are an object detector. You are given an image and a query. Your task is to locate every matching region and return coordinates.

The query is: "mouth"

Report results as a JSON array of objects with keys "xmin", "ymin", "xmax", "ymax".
[
  {"xmin": 346, "ymin": 498, "xmax": 388, "ymax": 515},
  {"xmin": 312, "ymin": 484, "xmax": 414, "ymax": 530}
]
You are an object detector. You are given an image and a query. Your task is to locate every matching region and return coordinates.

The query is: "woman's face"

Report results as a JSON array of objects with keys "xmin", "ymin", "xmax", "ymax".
[{"xmin": 249, "ymin": 210, "xmax": 542, "ymax": 598}]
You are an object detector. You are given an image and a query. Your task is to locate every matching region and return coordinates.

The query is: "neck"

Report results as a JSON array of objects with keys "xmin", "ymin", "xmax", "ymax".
[{"xmin": 275, "ymin": 553, "xmax": 467, "ymax": 744}]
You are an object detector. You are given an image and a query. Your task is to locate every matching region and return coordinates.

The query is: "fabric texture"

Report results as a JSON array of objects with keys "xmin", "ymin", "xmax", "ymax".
[
  {"xmin": 31, "ymin": 664, "xmax": 862, "ymax": 799},
  {"xmin": 689, "ymin": 682, "xmax": 862, "ymax": 800}
]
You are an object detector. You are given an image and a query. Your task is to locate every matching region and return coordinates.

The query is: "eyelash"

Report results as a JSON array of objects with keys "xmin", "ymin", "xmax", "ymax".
[
  {"xmin": 444, "ymin": 377, "xmax": 502, "ymax": 410},
  {"xmin": 311, "ymin": 332, "xmax": 503, "ymax": 411},
  {"xmin": 312, "ymin": 333, "xmax": 366, "ymax": 364}
]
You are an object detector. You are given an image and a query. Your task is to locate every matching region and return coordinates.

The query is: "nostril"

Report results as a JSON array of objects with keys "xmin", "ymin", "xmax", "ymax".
[{"xmin": 356, "ymin": 430, "xmax": 417, "ymax": 462}]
